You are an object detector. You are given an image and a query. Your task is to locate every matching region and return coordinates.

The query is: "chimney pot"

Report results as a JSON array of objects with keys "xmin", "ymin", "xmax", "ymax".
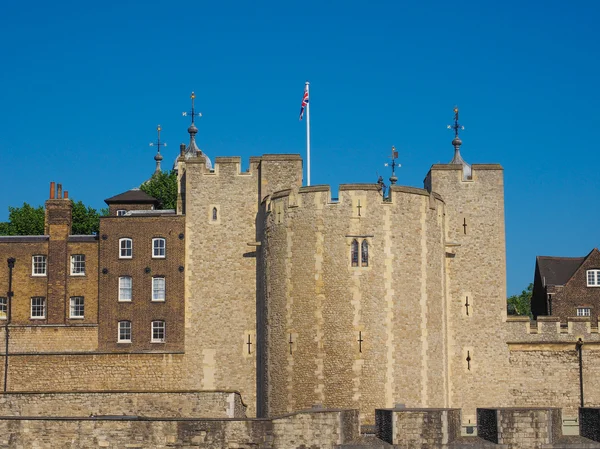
[
  {"xmin": 57, "ymin": 183, "xmax": 62, "ymax": 199},
  {"xmin": 180, "ymin": 143, "xmax": 186, "ymax": 156},
  {"xmin": 50, "ymin": 182, "xmax": 56, "ymax": 199},
  {"xmin": 64, "ymin": 191, "xmax": 69, "ymax": 199}
]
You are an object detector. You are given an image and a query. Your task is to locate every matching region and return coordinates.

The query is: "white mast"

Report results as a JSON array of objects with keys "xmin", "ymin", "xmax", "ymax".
[{"xmin": 305, "ymin": 81, "xmax": 311, "ymax": 186}]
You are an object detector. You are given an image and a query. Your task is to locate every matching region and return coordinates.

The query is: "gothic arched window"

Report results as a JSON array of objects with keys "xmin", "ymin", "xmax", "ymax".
[
  {"xmin": 212, "ymin": 207, "xmax": 218, "ymax": 221},
  {"xmin": 361, "ymin": 240, "xmax": 369, "ymax": 267},
  {"xmin": 351, "ymin": 239, "xmax": 359, "ymax": 267}
]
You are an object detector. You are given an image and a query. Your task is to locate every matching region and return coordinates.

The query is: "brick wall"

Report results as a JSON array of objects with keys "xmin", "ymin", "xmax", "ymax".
[{"xmin": 98, "ymin": 214, "xmax": 185, "ymax": 352}]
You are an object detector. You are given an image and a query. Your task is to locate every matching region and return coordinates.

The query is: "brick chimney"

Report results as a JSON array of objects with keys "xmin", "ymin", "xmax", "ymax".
[{"xmin": 44, "ymin": 182, "xmax": 73, "ymax": 323}]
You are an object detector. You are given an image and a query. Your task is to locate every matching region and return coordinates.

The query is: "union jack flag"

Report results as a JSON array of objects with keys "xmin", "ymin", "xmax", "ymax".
[{"xmin": 299, "ymin": 87, "xmax": 309, "ymax": 120}]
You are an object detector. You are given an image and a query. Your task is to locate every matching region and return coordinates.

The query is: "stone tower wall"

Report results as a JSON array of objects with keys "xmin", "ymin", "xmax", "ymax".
[
  {"xmin": 182, "ymin": 154, "xmax": 302, "ymax": 417},
  {"xmin": 262, "ymin": 184, "xmax": 448, "ymax": 423},
  {"xmin": 425, "ymin": 164, "xmax": 508, "ymax": 424}
]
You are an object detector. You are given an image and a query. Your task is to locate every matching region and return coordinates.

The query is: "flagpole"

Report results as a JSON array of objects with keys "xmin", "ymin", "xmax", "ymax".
[{"xmin": 305, "ymin": 81, "xmax": 311, "ymax": 186}]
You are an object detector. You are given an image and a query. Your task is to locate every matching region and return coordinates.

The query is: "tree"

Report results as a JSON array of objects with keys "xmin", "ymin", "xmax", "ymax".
[
  {"xmin": 71, "ymin": 200, "xmax": 101, "ymax": 235},
  {"xmin": 140, "ymin": 170, "xmax": 178, "ymax": 210},
  {"xmin": 0, "ymin": 201, "xmax": 104, "ymax": 236},
  {"xmin": 0, "ymin": 203, "xmax": 45, "ymax": 236},
  {"xmin": 507, "ymin": 283, "xmax": 533, "ymax": 318}
]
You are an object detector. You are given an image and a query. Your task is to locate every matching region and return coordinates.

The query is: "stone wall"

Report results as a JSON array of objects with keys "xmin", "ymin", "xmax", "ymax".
[
  {"xmin": 477, "ymin": 408, "xmax": 562, "ymax": 449},
  {"xmin": 0, "ymin": 326, "xmax": 98, "ymax": 353},
  {"xmin": 0, "ymin": 353, "xmax": 188, "ymax": 392},
  {"xmin": 0, "ymin": 408, "xmax": 356, "ymax": 449},
  {"xmin": 375, "ymin": 408, "xmax": 461, "ymax": 447},
  {"xmin": 0, "ymin": 391, "xmax": 245, "ymax": 418}
]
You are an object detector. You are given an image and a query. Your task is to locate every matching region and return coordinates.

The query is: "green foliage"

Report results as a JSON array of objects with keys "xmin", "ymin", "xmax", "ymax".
[
  {"xmin": 0, "ymin": 201, "xmax": 105, "ymax": 236},
  {"xmin": 140, "ymin": 170, "xmax": 178, "ymax": 210},
  {"xmin": 0, "ymin": 203, "xmax": 45, "ymax": 236},
  {"xmin": 71, "ymin": 200, "xmax": 101, "ymax": 235},
  {"xmin": 507, "ymin": 283, "xmax": 533, "ymax": 318}
]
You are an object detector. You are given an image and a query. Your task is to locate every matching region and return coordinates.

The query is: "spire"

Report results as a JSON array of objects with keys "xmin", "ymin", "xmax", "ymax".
[
  {"xmin": 181, "ymin": 91, "xmax": 212, "ymax": 170},
  {"xmin": 447, "ymin": 107, "xmax": 472, "ymax": 180},
  {"xmin": 149, "ymin": 125, "xmax": 166, "ymax": 175}
]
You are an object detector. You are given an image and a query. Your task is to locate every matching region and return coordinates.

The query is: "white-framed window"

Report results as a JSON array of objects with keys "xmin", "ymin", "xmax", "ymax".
[
  {"xmin": 152, "ymin": 277, "xmax": 166, "ymax": 301},
  {"xmin": 116, "ymin": 209, "xmax": 127, "ymax": 216},
  {"xmin": 0, "ymin": 297, "xmax": 6, "ymax": 320},
  {"xmin": 587, "ymin": 270, "xmax": 600, "ymax": 287},
  {"xmin": 119, "ymin": 276, "xmax": 132, "ymax": 301},
  {"xmin": 32, "ymin": 255, "xmax": 47, "ymax": 276},
  {"xmin": 151, "ymin": 321, "xmax": 166, "ymax": 343},
  {"xmin": 31, "ymin": 297, "xmax": 46, "ymax": 319},
  {"xmin": 152, "ymin": 238, "xmax": 166, "ymax": 258},
  {"xmin": 119, "ymin": 238, "xmax": 133, "ymax": 259},
  {"xmin": 70, "ymin": 254, "xmax": 86, "ymax": 276},
  {"xmin": 118, "ymin": 321, "xmax": 131, "ymax": 342},
  {"xmin": 69, "ymin": 296, "xmax": 84, "ymax": 318},
  {"xmin": 577, "ymin": 307, "xmax": 591, "ymax": 317}
]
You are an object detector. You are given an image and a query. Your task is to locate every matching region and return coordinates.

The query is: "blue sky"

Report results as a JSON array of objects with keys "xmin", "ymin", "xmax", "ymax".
[{"xmin": 1, "ymin": 0, "xmax": 599, "ymax": 295}]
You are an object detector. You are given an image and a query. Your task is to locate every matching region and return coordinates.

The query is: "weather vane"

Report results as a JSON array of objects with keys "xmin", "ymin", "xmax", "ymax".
[
  {"xmin": 447, "ymin": 106, "xmax": 465, "ymax": 138},
  {"xmin": 384, "ymin": 146, "xmax": 400, "ymax": 185},
  {"xmin": 182, "ymin": 91, "xmax": 202, "ymax": 125},
  {"xmin": 149, "ymin": 125, "xmax": 167, "ymax": 153}
]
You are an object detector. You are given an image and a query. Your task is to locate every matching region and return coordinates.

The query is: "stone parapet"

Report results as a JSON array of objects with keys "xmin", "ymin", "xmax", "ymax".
[
  {"xmin": 375, "ymin": 408, "xmax": 461, "ymax": 447},
  {"xmin": 0, "ymin": 391, "xmax": 246, "ymax": 418}
]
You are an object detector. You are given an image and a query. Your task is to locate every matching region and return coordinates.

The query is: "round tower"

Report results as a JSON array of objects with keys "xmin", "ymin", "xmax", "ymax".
[{"xmin": 261, "ymin": 184, "xmax": 449, "ymax": 423}]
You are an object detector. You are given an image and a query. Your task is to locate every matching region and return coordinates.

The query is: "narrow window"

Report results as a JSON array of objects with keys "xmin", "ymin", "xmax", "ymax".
[
  {"xmin": 212, "ymin": 207, "xmax": 218, "ymax": 221},
  {"xmin": 116, "ymin": 209, "xmax": 127, "ymax": 216},
  {"xmin": 577, "ymin": 307, "xmax": 591, "ymax": 317},
  {"xmin": 361, "ymin": 240, "xmax": 369, "ymax": 267},
  {"xmin": 587, "ymin": 270, "xmax": 600, "ymax": 287},
  {"xmin": 0, "ymin": 297, "xmax": 6, "ymax": 320},
  {"xmin": 118, "ymin": 321, "xmax": 131, "ymax": 342},
  {"xmin": 152, "ymin": 277, "xmax": 166, "ymax": 301},
  {"xmin": 119, "ymin": 238, "xmax": 133, "ymax": 258},
  {"xmin": 152, "ymin": 238, "xmax": 166, "ymax": 258},
  {"xmin": 151, "ymin": 321, "xmax": 166, "ymax": 343},
  {"xmin": 70, "ymin": 296, "xmax": 85, "ymax": 318},
  {"xmin": 70, "ymin": 254, "xmax": 86, "ymax": 275},
  {"xmin": 119, "ymin": 276, "xmax": 132, "ymax": 301},
  {"xmin": 31, "ymin": 297, "xmax": 46, "ymax": 319},
  {"xmin": 351, "ymin": 239, "xmax": 359, "ymax": 267},
  {"xmin": 32, "ymin": 255, "xmax": 47, "ymax": 276}
]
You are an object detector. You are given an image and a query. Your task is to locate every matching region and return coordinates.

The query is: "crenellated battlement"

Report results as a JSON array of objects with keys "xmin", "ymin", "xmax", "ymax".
[
  {"xmin": 264, "ymin": 183, "xmax": 444, "ymax": 212},
  {"xmin": 506, "ymin": 316, "xmax": 600, "ymax": 345}
]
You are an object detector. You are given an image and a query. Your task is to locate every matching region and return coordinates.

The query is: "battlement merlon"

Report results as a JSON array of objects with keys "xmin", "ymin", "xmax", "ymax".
[{"xmin": 424, "ymin": 163, "xmax": 504, "ymax": 192}]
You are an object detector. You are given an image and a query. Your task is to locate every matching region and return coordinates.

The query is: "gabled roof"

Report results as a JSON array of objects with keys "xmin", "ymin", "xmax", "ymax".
[
  {"xmin": 104, "ymin": 189, "xmax": 159, "ymax": 205},
  {"xmin": 536, "ymin": 255, "xmax": 586, "ymax": 286}
]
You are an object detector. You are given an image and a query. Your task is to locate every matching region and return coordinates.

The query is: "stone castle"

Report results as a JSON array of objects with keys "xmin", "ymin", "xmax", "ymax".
[{"xmin": 0, "ymin": 106, "xmax": 599, "ymax": 448}]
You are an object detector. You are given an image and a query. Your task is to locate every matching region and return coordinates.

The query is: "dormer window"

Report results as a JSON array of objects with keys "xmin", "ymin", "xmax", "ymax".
[{"xmin": 587, "ymin": 270, "xmax": 600, "ymax": 287}]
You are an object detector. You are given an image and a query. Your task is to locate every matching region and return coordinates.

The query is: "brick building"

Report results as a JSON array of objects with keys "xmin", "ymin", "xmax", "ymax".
[{"xmin": 531, "ymin": 249, "xmax": 600, "ymax": 320}]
